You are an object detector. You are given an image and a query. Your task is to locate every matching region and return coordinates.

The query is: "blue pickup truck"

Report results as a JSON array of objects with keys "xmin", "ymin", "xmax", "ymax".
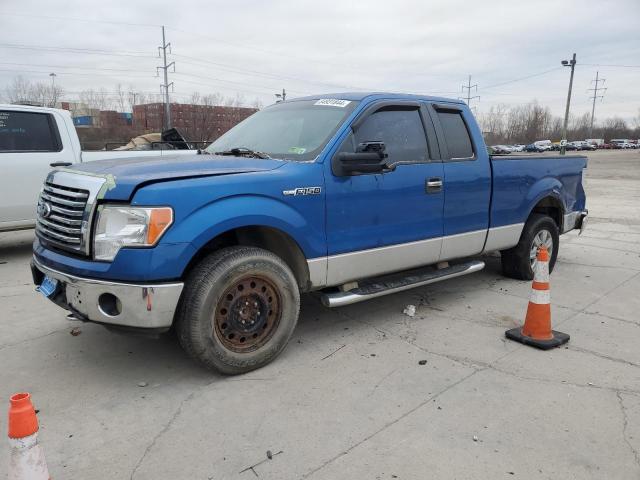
[{"xmin": 31, "ymin": 93, "xmax": 587, "ymax": 373}]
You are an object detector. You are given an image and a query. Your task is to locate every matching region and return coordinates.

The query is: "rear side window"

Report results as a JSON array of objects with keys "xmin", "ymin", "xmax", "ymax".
[
  {"xmin": 0, "ymin": 111, "xmax": 61, "ymax": 152},
  {"xmin": 353, "ymin": 108, "xmax": 428, "ymax": 163},
  {"xmin": 436, "ymin": 110, "xmax": 474, "ymax": 159}
]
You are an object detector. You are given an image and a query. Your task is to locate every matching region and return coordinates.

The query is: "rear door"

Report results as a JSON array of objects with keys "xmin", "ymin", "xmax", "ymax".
[
  {"xmin": 0, "ymin": 110, "xmax": 66, "ymax": 228},
  {"xmin": 324, "ymin": 101, "xmax": 445, "ymax": 285},
  {"xmin": 429, "ymin": 104, "xmax": 491, "ymax": 260}
]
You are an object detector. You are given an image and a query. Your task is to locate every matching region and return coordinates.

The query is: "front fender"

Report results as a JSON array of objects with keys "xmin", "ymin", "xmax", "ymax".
[{"xmin": 167, "ymin": 194, "xmax": 326, "ymax": 259}]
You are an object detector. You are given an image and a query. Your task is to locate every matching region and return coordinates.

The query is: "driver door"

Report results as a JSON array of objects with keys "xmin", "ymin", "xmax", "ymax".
[{"xmin": 324, "ymin": 102, "xmax": 445, "ymax": 285}]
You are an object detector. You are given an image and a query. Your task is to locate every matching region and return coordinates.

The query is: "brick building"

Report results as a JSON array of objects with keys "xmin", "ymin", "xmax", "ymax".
[{"xmin": 132, "ymin": 103, "xmax": 258, "ymax": 141}]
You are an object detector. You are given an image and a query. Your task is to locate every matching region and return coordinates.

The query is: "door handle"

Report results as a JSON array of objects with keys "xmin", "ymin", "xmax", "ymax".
[
  {"xmin": 426, "ymin": 177, "xmax": 443, "ymax": 193},
  {"xmin": 50, "ymin": 162, "xmax": 72, "ymax": 167}
]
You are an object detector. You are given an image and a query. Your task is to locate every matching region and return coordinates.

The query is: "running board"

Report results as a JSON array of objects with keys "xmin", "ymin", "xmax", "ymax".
[{"xmin": 319, "ymin": 260, "xmax": 485, "ymax": 308}]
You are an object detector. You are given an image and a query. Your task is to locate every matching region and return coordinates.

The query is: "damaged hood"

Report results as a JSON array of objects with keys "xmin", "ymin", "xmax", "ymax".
[{"xmin": 68, "ymin": 153, "xmax": 285, "ymax": 199}]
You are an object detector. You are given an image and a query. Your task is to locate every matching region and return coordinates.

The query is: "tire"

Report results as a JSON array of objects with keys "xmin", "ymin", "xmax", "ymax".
[
  {"xmin": 501, "ymin": 214, "xmax": 559, "ymax": 280},
  {"xmin": 176, "ymin": 246, "xmax": 300, "ymax": 374}
]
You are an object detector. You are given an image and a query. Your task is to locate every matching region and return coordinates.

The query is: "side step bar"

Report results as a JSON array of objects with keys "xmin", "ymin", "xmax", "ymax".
[{"xmin": 319, "ymin": 260, "xmax": 485, "ymax": 308}]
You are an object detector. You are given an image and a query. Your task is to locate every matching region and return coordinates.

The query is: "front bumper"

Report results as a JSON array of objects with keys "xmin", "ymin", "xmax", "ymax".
[{"xmin": 31, "ymin": 257, "xmax": 184, "ymax": 329}]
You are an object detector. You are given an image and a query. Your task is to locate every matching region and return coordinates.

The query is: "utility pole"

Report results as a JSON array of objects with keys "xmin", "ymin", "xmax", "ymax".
[
  {"xmin": 157, "ymin": 26, "xmax": 175, "ymax": 131},
  {"xmin": 560, "ymin": 53, "xmax": 577, "ymax": 155},
  {"xmin": 460, "ymin": 75, "xmax": 479, "ymax": 111},
  {"xmin": 275, "ymin": 88, "xmax": 286, "ymax": 102},
  {"xmin": 588, "ymin": 71, "xmax": 606, "ymax": 138}
]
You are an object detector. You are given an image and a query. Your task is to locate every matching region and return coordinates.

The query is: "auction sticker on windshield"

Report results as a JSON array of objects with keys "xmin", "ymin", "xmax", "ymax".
[{"xmin": 314, "ymin": 99, "xmax": 351, "ymax": 107}]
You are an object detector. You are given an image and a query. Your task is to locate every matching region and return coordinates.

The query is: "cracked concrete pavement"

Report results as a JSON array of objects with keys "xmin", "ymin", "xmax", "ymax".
[{"xmin": 1, "ymin": 150, "xmax": 640, "ymax": 479}]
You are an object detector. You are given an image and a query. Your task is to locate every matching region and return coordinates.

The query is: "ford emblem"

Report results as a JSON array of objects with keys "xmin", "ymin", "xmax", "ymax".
[{"xmin": 38, "ymin": 201, "xmax": 52, "ymax": 219}]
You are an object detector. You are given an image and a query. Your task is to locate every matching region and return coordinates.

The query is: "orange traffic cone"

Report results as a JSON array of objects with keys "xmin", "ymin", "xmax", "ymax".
[
  {"xmin": 7, "ymin": 393, "xmax": 50, "ymax": 480},
  {"xmin": 505, "ymin": 245, "xmax": 570, "ymax": 349}
]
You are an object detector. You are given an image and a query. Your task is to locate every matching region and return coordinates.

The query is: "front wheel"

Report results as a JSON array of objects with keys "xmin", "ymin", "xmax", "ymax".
[
  {"xmin": 176, "ymin": 246, "xmax": 300, "ymax": 374},
  {"xmin": 501, "ymin": 214, "xmax": 559, "ymax": 280}
]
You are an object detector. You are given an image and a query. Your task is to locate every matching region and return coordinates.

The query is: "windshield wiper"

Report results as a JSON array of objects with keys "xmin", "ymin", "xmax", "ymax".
[{"xmin": 214, "ymin": 147, "xmax": 271, "ymax": 159}]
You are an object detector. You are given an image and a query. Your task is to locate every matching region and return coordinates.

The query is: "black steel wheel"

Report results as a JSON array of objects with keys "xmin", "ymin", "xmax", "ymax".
[{"xmin": 177, "ymin": 247, "xmax": 300, "ymax": 374}]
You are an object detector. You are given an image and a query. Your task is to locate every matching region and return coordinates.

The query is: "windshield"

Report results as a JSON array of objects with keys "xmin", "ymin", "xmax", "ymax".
[{"xmin": 206, "ymin": 99, "xmax": 359, "ymax": 161}]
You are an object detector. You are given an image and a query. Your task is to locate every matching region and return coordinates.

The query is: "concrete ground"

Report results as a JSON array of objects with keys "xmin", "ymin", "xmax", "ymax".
[{"xmin": 1, "ymin": 149, "xmax": 640, "ymax": 479}]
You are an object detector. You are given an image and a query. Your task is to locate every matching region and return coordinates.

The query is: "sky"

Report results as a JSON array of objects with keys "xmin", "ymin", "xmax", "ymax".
[{"xmin": 0, "ymin": 0, "xmax": 639, "ymax": 122}]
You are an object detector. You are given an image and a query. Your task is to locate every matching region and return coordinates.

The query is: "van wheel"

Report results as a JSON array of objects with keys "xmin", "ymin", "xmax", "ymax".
[
  {"xmin": 501, "ymin": 214, "xmax": 559, "ymax": 280},
  {"xmin": 176, "ymin": 247, "xmax": 300, "ymax": 374}
]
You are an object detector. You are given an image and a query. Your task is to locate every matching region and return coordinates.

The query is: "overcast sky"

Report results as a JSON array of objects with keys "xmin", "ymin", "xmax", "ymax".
[{"xmin": 1, "ymin": 0, "xmax": 639, "ymax": 121}]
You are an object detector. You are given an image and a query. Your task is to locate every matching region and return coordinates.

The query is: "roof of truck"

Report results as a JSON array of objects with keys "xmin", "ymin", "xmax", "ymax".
[{"xmin": 292, "ymin": 92, "xmax": 465, "ymax": 104}]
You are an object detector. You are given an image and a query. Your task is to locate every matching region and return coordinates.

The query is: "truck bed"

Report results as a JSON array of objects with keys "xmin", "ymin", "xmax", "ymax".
[{"xmin": 489, "ymin": 154, "xmax": 588, "ymax": 228}]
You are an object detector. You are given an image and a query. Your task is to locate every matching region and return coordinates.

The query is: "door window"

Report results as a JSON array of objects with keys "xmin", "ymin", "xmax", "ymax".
[
  {"xmin": 0, "ymin": 111, "xmax": 61, "ymax": 152},
  {"xmin": 436, "ymin": 110, "xmax": 474, "ymax": 160},
  {"xmin": 351, "ymin": 107, "xmax": 429, "ymax": 164}
]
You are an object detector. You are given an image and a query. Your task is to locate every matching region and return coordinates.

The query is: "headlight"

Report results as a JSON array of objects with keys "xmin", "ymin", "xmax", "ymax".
[{"xmin": 93, "ymin": 206, "xmax": 173, "ymax": 261}]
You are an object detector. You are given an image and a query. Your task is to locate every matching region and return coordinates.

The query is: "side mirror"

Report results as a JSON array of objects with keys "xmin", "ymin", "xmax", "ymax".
[{"xmin": 335, "ymin": 141, "xmax": 390, "ymax": 176}]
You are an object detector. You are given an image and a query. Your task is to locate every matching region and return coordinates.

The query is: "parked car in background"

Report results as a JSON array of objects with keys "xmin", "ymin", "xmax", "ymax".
[
  {"xmin": 585, "ymin": 138, "xmax": 604, "ymax": 147},
  {"xmin": 610, "ymin": 139, "xmax": 633, "ymax": 149},
  {"xmin": 0, "ymin": 105, "xmax": 200, "ymax": 232},
  {"xmin": 525, "ymin": 143, "xmax": 539, "ymax": 152},
  {"xmin": 525, "ymin": 141, "xmax": 552, "ymax": 153},
  {"xmin": 534, "ymin": 140, "xmax": 553, "ymax": 151},
  {"xmin": 495, "ymin": 145, "xmax": 514, "ymax": 153},
  {"xmin": 512, "ymin": 144, "xmax": 525, "ymax": 152},
  {"xmin": 565, "ymin": 142, "xmax": 579, "ymax": 151},
  {"xmin": 578, "ymin": 141, "xmax": 597, "ymax": 151}
]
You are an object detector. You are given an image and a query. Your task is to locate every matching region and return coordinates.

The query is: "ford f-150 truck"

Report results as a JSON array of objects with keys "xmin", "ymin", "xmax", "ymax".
[{"xmin": 31, "ymin": 93, "xmax": 588, "ymax": 374}]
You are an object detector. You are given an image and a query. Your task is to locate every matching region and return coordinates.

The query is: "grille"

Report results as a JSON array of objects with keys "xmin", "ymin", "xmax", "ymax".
[{"xmin": 36, "ymin": 181, "xmax": 89, "ymax": 252}]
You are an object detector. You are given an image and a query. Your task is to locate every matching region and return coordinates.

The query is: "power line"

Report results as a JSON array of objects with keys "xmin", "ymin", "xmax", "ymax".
[
  {"xmin": 175, "ymin": 77, "xmax": 295, "ymax": 98},
  {"xmin": 0, "ymin": 68, "xmax": 153, "ymax": 78},
  {"xmin": 0, "ymin": 43, "xmax": 154, "ymax": 58},
  {"xmin": 172, "ymin": 53, "xmax": 371, "ymax": 92},
  {"xmin": 0, "ymin": 62, "xmax": 151, "ymax": 74},
  {"xmin": 581, "ymin": 63, "xmax": 640, "ymax": 68},
  {"xmin": 588, "ymin": 71, "xmax": 606, "ymax": 136},
  {"xmin": 483, "ymin": 67, "xmax": 563, "ymax": 89},
  {"xmin": 0, "ymin": 12, "xmax": 159, "ymax": 28},
  {"xmin": 173, "ymin": 71, "xmax": 310, "ymax": 96}
]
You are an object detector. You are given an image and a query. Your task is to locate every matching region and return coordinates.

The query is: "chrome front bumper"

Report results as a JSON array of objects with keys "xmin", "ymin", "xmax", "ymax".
[{"xmin": 31, "ymin": 257, "xmax": 184, "ymax": 329}]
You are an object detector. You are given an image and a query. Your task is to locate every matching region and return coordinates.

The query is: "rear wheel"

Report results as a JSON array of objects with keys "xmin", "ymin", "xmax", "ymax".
[
  {"xmin": 501, "ymin": 214, "xmax": 559, "ymax": 280},
  {"xmin": 176, "ymin": 246, "xmax": 300, "ymax": 374}
]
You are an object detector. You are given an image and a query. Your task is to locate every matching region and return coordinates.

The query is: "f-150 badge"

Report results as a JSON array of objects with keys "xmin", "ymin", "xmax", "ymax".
[{"xmin": 283, "ymin": 187, "xmax": 322, "ymax": 196}]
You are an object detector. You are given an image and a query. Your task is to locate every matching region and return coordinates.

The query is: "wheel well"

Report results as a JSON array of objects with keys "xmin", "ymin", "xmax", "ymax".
[
  {"xmin": 531, "ymin": 196, "xmax": 563, "ymax": 229},
  {"xmin": 184, "ymin": 226, "xmax": 311, "ymax": 291}
]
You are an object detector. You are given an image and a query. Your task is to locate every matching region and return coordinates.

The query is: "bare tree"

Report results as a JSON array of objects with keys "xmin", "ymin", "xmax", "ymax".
[
  {"xmin": 5, "ymin": 76, "xmax": 36, "ymax": 104},
  {"xmin": 114, "ymin": 84, "xmax": 128, "ymax": 113},
  {"xmin": 251, "ymin": 98, "xmax": 264, "ymax": 110},
  {"xmin": 4, "ymin": 75, "xmax": 63, "ymax": 107},
  {"xmin": 79, "ymin": 88, "xmax": 112, "ymax": 111}
]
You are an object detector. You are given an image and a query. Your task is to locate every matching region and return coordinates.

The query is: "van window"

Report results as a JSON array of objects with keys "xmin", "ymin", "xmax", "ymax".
[
  {"xmin": 352, "ymin": 107, "xmax": 429, "ymax": 164},
  {"xmin": 0, "ymin": 111, "xmax": 61, "ymax": 152},
  {"xmin": 436, "ymin": 110, "xmax": 474, "ymax": 159}
]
